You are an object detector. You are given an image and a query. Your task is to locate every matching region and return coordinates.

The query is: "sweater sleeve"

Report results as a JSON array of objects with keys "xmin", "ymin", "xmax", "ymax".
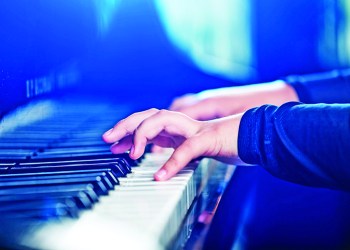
[
  {"xmin": 285, "ymin": 69, "xmax": 350, "ymax": 104},
  {"xmin": 238, "ymin": 102, "xmax": 350, "ymax": 190}
]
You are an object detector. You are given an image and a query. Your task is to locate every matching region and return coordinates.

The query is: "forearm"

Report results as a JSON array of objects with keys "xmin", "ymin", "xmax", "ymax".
[
  {"xmin": 238, "ymin": 102, "xmax": 350, "ymax": 190},
  {"xmin": 195, "ymin": 80, "xmax": 299, "ymax": 118},
  {"xmin": 285, "ymin": 69, "xmax": 350, "ymax": 104}
]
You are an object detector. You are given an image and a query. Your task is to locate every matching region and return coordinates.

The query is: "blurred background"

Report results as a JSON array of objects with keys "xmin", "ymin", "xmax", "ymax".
[
  {"xmin": 1, "ymin": 0, "xmax": 350, "ymax": 115},
  {"xmin": 1, "ymin": 1, "xmax": 350, "ymax": 249}
]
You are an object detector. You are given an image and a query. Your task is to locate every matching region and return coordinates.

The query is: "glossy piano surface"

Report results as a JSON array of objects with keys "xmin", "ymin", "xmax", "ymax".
[{"xmin": 0, "ymin": 95, "xmax": 234, "ymax": 250}]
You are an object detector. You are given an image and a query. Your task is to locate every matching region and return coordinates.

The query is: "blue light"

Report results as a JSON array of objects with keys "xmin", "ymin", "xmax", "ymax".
[
  {"xmin": 93, "ymin": 0, "xmax": 120, "ymax": 36},
  {"xmin": 155, "ymin": 0, "xmax": 255, "ymax": 81}
]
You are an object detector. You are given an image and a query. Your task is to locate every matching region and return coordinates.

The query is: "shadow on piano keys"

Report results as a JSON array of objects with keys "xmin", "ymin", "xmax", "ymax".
[{"xmin": 0, "ymin": 95, "xmax": 234, "ymax": 250}]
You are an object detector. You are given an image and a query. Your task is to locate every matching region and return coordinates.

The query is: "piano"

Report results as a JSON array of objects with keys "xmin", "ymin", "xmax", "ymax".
[
  {"xmin": 0, "ymin": 1, "xmax": 238, "ymax": 249},
  {"xmin": 3, "ymin": 1, "xmax": 350, "ymax": 249},
  {"xmin": 0, "ymin": 95, "xmax": 234, "ymax": 250}
]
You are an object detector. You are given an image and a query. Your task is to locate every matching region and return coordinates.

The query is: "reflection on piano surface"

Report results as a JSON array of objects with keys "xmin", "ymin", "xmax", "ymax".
[{"xmin": 0, "ymin": 95, "xmax": 234, "ymax": 250}]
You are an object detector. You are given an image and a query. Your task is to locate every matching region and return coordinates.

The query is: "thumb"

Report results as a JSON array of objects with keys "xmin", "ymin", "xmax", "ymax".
[{"xmin": 154, "ymin": 136, "xmax": 204, "ymax": 181}]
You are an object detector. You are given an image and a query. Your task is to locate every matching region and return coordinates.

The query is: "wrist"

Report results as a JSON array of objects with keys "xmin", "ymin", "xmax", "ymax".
[
  {"xmin": 271, "ymin": 80, "xmax": 300, "ymax": 103},
  {"xmin": 229, "ymin": 112, "xmax": 248, "ymax": 165}
]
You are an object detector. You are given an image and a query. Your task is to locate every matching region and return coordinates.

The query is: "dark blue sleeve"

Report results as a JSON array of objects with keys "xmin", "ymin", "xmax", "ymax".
[
  {"xmin": 285, "ymin": 69, "xmax": 350, "ymax": 104},
  {"xmin": 238, "ymin": 102, "xmax": 350, "ymax": 190}
]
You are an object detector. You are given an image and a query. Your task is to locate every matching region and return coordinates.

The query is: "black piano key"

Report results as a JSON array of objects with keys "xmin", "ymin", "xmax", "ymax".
[
  {"xmin": 0, "ymin": 133, "xmax": 64, "ymax": 140},
  {"xmin": 11, "ymin": 163, "xmax": 127, "ymax": 180},
  {"xmin": 66, "ymin": 131, "xmax": 108, "ymax": 138},
  {"xmin": 0, "ymin": 141, "xmax": 50, "ymax": 149},
  {"xmin": 0, "ymin": 163, "xmax": 14, "ymax": 171},
  {"xmin": 19, "ymin": 152, "xmax": 132, "ymax": 163},
  {"xmin": 72, "ymin": 191, "xmax": 95, "ymax": 209},
  {"xmin": 0, "ymin": 169, "xmax": 119, "ymax": 186},
  {"xmin": 0, "ymin": 191, "xmax": 93, "ymax": 209},
  {"xmin": 50, "ymin": 140, "xmax": 106, "ymax": 147},
  {"xmin": 0, "ymin": 197, "xmax": 76, "ymax": 212},
  {"xmin": 31, "ymin": 151, "xmax": 114, "ymax": 159},
  {"xmin": 0, "ymin": 183, "xmax": 99, "ymax": 202},
  {"xmin": 0, "ymin": 172, "xmax": 116, "ymax": 193},
  {"xmin": 0, "ymin": 149, "xmax": 34, "ymax": 156},
  {"xmin": 0, "ymin": 171, "xmax": 112, "ymax": 183},
  {"xmin": 18, "ymin": 157, "xmax": 118, "ymax": 166},
  {"xmin": 2, "ymin": 198, "xmax": 79, "ymax": 219},
  {"xmin": 16, "ymin": 153, "xmax": 137, "ymax": 172},
  {"xmin": 117, "ymin": 158, "xmax": 134, "ymax": 172},
  {"xmin": 0, "ymin": 154, "xmax": 32, "ymax": 160},
  {"xmin": 13, "ymin": 126, "xmax": 75, "ymax": 132},
  {"xmin": 39, "ymin": 145, "xmax": 111, "ymax": 154},
  {"xmin": 0, "ymin": 176, "xmax": 110, "ymax": 196},
  {"xmin": 1, "ymin": 153, "xmax": 135, "ymax": 167},
  {"xmin": 0, "ymin": 99, "xmax": 144, "ymax": 228}
]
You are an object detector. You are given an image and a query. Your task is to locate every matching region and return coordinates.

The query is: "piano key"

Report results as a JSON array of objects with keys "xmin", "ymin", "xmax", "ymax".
[
  {"xmin": 17, "ymin": 153, "xmax": 133, "ymax": 165},
  {"xmin": 0, "ymin": 171, "xmax": 118, "ymax": 188},
  {"xmin": 0, "ymin": 184, "xmax": 100, "ymax": 205},
  {"xmin": 60, "ymin": 156, "xmax": 200, "ymax": 248},
  {"xmin": 0, "ymin": 191, "xmax": 93, "ymax": 209},
  {"xmin": 0, "ymin": 132, "xmax": 65, "ymax": 140},
  {"xmin": 0, "ymin": 176, "xmax": 110, "ymax": 196},
  {"xmin": 31, "ymin": 151, "xmax": 116, "ymax": 159},
  {"xmin": 49, "ymin": 140, "xmax": 106, "ymax": 147},
  {"xmin": 0, "ymin": 163, "xmax": 14, "ymax": 171},
  {"xmin": 11, "ymin": 161, "xmax": 130, "ymax": 179},
  {"xmin": 39, "ymin": 146, "xmax": 111, "ymax": 154},
  {"xmin": 0, "ymin": 151, "xmax": 33, "ymax": 160},
  {"xmin": 0, "ymin": 148, "xmax": 35, "ymax": 155},
  {"xmin": 15, "ymin": 155, "xmax": 136, "ymax": 173},
  {"xmin": 0, "ymin": 197, "xmax": 77, "ymax": 212},
  {"xmin": 32, "ymin": 148, "xmax": 112, "ymax": 158},
  {"xmin": 0, "ymin": 141, "xmax": 51, "ymax": 149},
  {"xmin": 0, "ymin": 169, "xmax": 118, "ymax": 184},
  {"xmin": 0, "ymin": 97, "xmax": 233, "ymax": 250},
  {"xmin": 1, "ymin": 198, "xmax": 79, "ymax": 219}
]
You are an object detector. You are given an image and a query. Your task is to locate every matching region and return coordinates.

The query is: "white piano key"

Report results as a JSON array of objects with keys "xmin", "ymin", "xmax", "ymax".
[{"xmin": 25, "ymin": 152, "xmax": 211, "ymax": 250}]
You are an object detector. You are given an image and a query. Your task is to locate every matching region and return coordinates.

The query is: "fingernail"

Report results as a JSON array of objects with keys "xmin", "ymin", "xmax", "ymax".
[
  {"xmin": 154, "ymin": 169, "xmax": 167, "ymax": 181},
  {"xmin": 110, "ymin": 144, "xmax": 117, "ymax": 153},
  {"xmin": 130, "ymin": 145, "xmax": 135, "ymax": 156},
  {"xmin": 103, "ymin": 128, "xmax": 113, "ymax": 137}
]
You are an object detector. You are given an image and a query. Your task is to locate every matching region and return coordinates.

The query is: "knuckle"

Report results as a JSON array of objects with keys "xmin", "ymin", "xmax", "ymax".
[
  {"xmin": 114, "ymin": 119, "xmax": 128, "ymax": 132},
  {"xmin": 201, "ymin": 98, "xmax": 213, "ymax": 107},
  {"xmin": 149, "ymin": 108, "xmax": 159, "ymax": 113},
  {"xmin": 165, "ymin": 157, "xmax": 180, "ymax": 171},
  {"xmin": 135, "ymin": 120, "xmax": 152, "ymax": 141},
  {"xmin": 115, "ymin": 118, "xmax": 126, "ymax": 127},
  {"xmin": 158, "ymin": 109, "xmax": 169, "ymax": 116},
  {"xmin": 139, "ymin": 116, "xmax": 153, "ymax": 129},
  {"xmin": 181, "ymin": 142, "xmax": 194, "ymax": 155}
]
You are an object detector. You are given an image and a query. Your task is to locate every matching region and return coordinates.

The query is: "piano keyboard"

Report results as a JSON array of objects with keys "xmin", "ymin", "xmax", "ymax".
[{"xmin": 0, "ymin": 96, "xmax": 233, "ymax": 250}]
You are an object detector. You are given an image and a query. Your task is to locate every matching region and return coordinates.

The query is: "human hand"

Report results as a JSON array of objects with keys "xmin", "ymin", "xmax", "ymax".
[
  {"xmin": 102, "ymin": 108, "xmax": 244, "ymax": 181},
  {"xmin": 170, "ymin": 80, "xmax": 299, "ymax": 120}
]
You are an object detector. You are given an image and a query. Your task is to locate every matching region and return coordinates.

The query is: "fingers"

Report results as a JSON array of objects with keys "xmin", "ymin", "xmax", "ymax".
[
  {"xmin": 132, "ymin": 110, "xmax": 200, "ymax": 159},
  {"xmin": 109, "ymin": 135, "xmax": 133, "ymax": 154},
  {"xmin": 154, "ymin": 136, "xmax": 205, "ymax": 181},
  {"xmin": 102, "ymin": 108, "xmax": 159, "ymax": 143},
  {"xmin": 173, "ymin": 104, "xmax": 200, "ymax": 119},
  {"xmin": 151, "ymin": 145, "xmax": 166, "ymax": 153},
  {"xmin": 103, "ymin": 108, "xmax": 200, "ymax": 163},
  {"xmin": 169, "ymin": 94, "xmax": 197, "ymax": 111},
  {"xmin": 176, "ymin": 103, "xmax": 210, "ymax": 120},
  {"xmin": 171, "ymin": 97, "xmax": 218, "ymax": 120}
]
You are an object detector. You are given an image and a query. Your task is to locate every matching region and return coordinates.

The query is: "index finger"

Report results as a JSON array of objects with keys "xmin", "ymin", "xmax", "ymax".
[
  {"xmin": 169, "ymin": 94, "xmax": 196, "ymax": 111},
  {"xmin": 102, "ymin": 108, "xmax": 159, "ymax": 143}
]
